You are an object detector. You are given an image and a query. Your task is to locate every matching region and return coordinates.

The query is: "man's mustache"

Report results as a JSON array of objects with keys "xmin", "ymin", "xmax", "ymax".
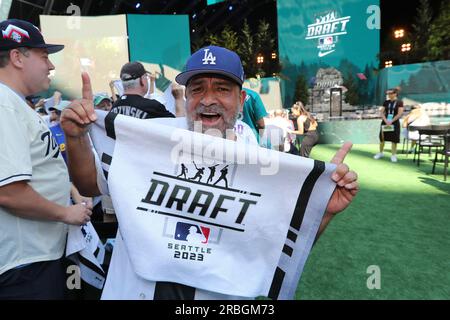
[{"xmin": 193, "ymin": 104, "xmax": 225, "ymax": 117}]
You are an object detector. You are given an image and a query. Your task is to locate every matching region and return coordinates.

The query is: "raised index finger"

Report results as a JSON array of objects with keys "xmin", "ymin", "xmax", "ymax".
[
  {"xmin": 81, "ymin": 72, "xmax": 93, "ymax": 101},
  {"xmin": 330, "ymin": 141, "xmax": 353, "ymax": 165}
]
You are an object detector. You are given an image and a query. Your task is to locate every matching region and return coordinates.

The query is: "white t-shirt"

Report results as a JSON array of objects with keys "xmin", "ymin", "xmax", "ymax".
[
  {"xmin": 94, "ymin": 117, "xmax": 256, "ymax": 299},
  {"xmin": 0, "ymin": 83, "xmax": 71, "ymax": 275}
]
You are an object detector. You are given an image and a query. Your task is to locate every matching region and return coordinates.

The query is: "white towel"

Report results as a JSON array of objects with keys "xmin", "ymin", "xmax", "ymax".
[{"xmin": 88, "ymin": 111, "xmax": 336, "ymax": 299}]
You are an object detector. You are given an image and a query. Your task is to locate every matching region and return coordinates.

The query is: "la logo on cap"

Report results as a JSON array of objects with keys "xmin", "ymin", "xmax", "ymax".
[
  {"xmin": 2, "ymin": 24, "xmax": 30, "ymax": 43},
  {"xmin": 202, "ymin": 48, "xmax": 216, "ymax": 65}
]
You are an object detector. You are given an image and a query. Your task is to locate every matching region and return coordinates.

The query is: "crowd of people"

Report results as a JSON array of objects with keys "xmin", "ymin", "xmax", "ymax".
[{"xmin": 0, "ymin": 18, "xmax": 361, "ymax": 300}]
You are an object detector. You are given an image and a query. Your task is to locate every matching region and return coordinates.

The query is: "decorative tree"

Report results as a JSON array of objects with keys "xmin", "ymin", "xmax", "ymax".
[
  {"xmin": 237, "ymin": 20, "xmax": 258, "ymax": 79},
  {"xmin": 253, "ymin": 19, "xmax": 276, "ymax": 78},
  {"xmin": 219, "ymin": 25, "xmax": 239, "ymax": 52},
  {"xmin": 194, "ymin": 20, "xmax": 280, "ymax": 79},
  {"xmin": 343, "ymin": 72, "xmax": 360, "ymax": 106},
  {"xmin": 411, "ymin": 0, "xmax": 433, "ymax": 61},
  {"xmin": 426, "ymin": 1, "xmax": 450, "ymax": 61},
  {"xmin": 293, "ymin": 74, "xmax": 310, "ymax": 107}
]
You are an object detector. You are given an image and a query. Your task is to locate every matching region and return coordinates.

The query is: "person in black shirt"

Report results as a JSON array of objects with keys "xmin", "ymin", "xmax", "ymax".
[
  {"xmin": 290, "ymin": 102, "xmax": 319, "ymax": 158},
  {"xmin": 374, "ymin": 88, "xmax": 404, "ymax": 162},
  {"xmin": 110, "ymin": 61, "xmax": 175, "ymax": 119}
]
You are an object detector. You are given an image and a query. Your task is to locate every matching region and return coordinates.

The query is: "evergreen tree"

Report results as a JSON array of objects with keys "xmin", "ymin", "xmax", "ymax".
[
  {"xmin": 343, "ymin": 72, "xmax": 360, "ymax": 106},
  {"xmin": 193, "ymin": 20, "xmax": 281, "ymax": 79},
  {"xmin": 294, "ymin": 74, "xmax": 309, "ymax": 106},
  {"xmin": 365, "ymin": 64, "xmax": 375, "ymax": 105},
  {"xmin": 357, "ymin": 65, "xmax": 369, "ymax": 106},
  {"xmin": 219, "ymin": 25, "xmax": 239, "ymax": 52},
  {"xmin": 237, "ymin": 20, "xmax": 257, "ymax": 78},
  {"xmin": 254, "ymin": 19, "xmax": 276, "ymax": 78},
  {"xmin": 204, "ymin": 33, "xmax": 220, "ymax": 46},
  {"xmin": 411, "ymin": 0, "xmax": 433, "ymax": 61},
  {"xmin": 426, "ymin": 1, "xmax": 450, "ymax": 61}
]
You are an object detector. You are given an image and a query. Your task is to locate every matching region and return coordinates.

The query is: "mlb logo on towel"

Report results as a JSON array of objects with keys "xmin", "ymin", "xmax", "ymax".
[
  {"xmin": 175, "ymin": 222, "xmax": 210, "ymax": 244},
  {"xmin": 319, "ymin": 37, "xmax": 333, "ymax": 45}
]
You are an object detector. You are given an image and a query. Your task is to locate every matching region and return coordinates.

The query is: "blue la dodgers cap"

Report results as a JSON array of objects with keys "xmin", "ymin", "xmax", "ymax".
[
  {"xmin": 175, "ymin": 45, "xmax": 245, "ymax": 86},
  {"xmin": 0, "ymin": 19, "xmax": 64, "ymax": 54}
]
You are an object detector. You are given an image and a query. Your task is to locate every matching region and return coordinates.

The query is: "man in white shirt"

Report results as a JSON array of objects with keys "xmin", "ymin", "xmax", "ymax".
[
  {"xmin": 0, "ymin": 19, "xmax": 92, "ymax": 299},
  {"xmin": 61, "ymin": 45, "xmax": 359, "ymax": 299}
]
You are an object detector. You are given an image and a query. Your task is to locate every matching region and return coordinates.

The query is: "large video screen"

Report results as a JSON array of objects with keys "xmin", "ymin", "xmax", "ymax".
[{"xmin": 40, "ymin": 15, "xmax": 129, "ymax": 99}]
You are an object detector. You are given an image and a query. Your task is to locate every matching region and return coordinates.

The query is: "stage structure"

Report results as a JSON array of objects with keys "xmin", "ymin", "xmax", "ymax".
[{"xmin": 278, "ymin": 0, "xmax": 380, "ymax": 118}]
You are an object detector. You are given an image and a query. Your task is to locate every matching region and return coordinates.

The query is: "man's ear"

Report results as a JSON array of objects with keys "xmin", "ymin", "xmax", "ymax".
[
  {"xmin": 239, "ymin": 89, "xmax": 246, "ymax": 112},
  {"xmin": 9, "ymin": 49, "xmax": 25, "ymax": 69}
]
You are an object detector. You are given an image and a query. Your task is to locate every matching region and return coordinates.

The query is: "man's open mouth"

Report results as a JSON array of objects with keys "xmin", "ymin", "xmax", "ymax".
[{"xmin": 200, "ymin": 112, "xmax": 222, "ymax": 125}]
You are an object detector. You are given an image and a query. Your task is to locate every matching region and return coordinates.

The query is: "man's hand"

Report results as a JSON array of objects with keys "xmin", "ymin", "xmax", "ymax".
[
  {"xmin": 61, "ymin": 72, "xmax": 97, "ymax": 138},
  {"xmin": 62, "ymin": 203, "xmax": 93, "ymax": 226},
  {"xmin": 35, "ymin": 98, "xmax": 46, "ymax": 108},
  {"xmin": 326, "ymin": 142, "xmax": 359, "ymax": 215},
  {"xmin": 171, "ymin": 83, "xmax": 184, "ymax": 100}
]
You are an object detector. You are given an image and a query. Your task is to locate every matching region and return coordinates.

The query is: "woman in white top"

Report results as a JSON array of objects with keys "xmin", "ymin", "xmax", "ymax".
[{"xmin": 402, "ymin": 104, "xmax": 431, "ymax": 153}]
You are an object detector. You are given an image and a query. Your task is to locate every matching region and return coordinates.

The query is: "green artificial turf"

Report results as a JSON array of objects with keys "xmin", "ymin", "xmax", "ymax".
[{"xmin": 295, "ymin": 144, "xmax": 450, "ymax": 300}]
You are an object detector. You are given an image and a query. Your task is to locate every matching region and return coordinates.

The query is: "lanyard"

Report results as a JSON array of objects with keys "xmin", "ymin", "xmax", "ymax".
[{"xmin": 388, "ymin": 101, "xmax": 397, "ymax": 115}]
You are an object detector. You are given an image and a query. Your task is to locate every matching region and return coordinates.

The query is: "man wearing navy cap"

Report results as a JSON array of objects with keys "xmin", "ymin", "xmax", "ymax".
[
  {"xmin": 0, "ymin": 19, "xmax": 92, "ymax": 299},
  {"xmin": 61, "ymin": 45, "xmax": 359, "ymax": 300},
  {"xmin": 175, "ymin": 46, "xmax": 247, "ymax": 138},
  {"xmin": 109, "ymin": 61, "xmax": 175, "ymax": 119}
]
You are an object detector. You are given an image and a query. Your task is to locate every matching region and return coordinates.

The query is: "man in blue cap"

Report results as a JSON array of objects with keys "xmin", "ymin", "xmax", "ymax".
[
  {"xmin": 0, "ymin": 19, "xmax": 92, "ymax": 299},
  {"xmin": 175, "ymin": 46, "xmax": 247, "ymax": 139},
  {"xmin": 61, "ymin": 45, "xmax": 359, "ymax": 300}
]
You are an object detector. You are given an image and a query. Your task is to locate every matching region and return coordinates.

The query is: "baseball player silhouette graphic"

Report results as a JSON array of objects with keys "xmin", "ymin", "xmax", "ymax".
[
  {"xmin": 213, "ymin": 165, "xmax": 229, "ymax": 188},
  {"xmin": 176, "ymin": 163, "xmax": 188, "ymax": 179},
  {"xmin": 188, "ymin": 162, "xmax": 205, "ymax": 182}
]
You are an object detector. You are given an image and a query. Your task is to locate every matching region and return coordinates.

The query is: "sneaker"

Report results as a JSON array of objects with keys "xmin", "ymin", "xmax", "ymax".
[
  {"xmin": 373, "ymin": 152, "xmax": 384, "ymax": 160},
  {"xmin": 391, "ymin": 155, "xmax": 398, "ymax": 162}
]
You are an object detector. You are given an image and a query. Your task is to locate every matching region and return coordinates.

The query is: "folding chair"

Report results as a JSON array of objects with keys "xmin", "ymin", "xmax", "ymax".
[{"xmin": 432, "ymin": 130, "xmax": 450, "ymax": 181}]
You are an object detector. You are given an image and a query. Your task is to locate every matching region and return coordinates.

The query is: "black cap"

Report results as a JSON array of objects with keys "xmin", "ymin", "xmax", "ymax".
[
  {"xmin": 120, "ymin": 61, "xmax": 148, "ymax": 81},
  {"xmin": 0, "ymin": 19, "xmax": 64, "ymax": 54},
  {"xmin": 25, "ymin": 94, "xmax": 40, "ymax": 103}
]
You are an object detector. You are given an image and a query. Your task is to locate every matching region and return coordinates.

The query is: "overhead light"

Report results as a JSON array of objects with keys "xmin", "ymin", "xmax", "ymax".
[
  {"xmin": 394, "ymin": 29, "xmax": 404, "ymax": 38},
  {"xmin": 401, "ymin": 43, "xmax": 411, "ymax": 52},
  {"xmin": 228, "ymin": 5, "xmax": 233, "ymax": 11},
  {"xmin": 135, "ymin": 2, "xmax": 141, "ymax": 9}
]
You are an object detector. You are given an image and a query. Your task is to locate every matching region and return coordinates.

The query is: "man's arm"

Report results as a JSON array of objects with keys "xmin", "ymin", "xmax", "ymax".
[
  {"xmin": 65, "ymin": 134, "xmax": 101, "ymax": 196},
  {"xmin": 109, "ymin": 80, "xmax": 118, "ymax": 102},
  {"xmin": 61, "ymin": 72, "xmax": 101, "ymax": 196},
  {"xmin": 315, "ymin": 211, "xmax": 334, "ymax": 241},
  {"xmin": 0, "ymin": 181, "xmax": 92, "ymax": 225},
  {"xmin": 256, "ymin": 118, "xmax": 265, "ymax": 130},
  {"xmin": 71, "ymin": 183, "xmax": 93, "ymax": 208}
]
